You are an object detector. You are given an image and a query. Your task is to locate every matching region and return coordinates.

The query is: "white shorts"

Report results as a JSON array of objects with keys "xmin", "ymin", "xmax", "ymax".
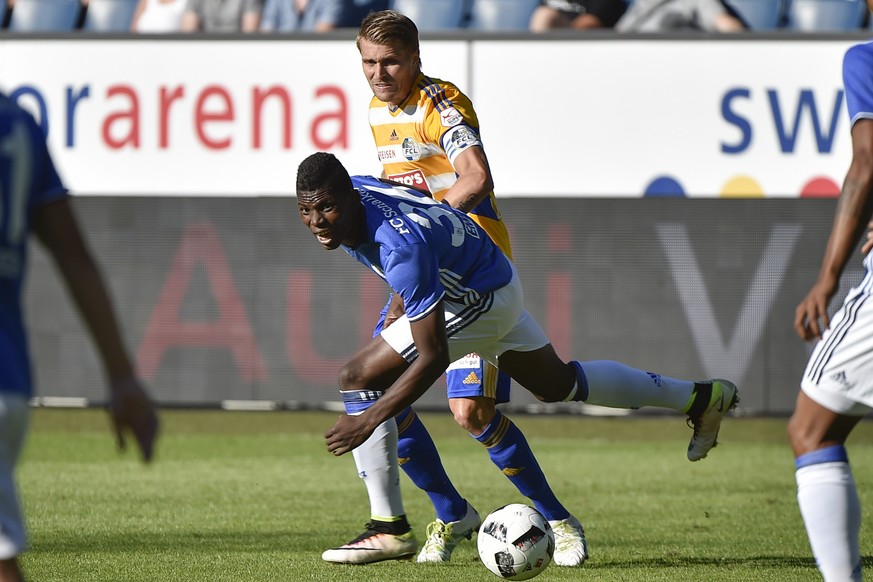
[
  {"xmin": 0, "ymin": 393, "xmax": 29, "ymax": 560},
  {"xmin": 801, "ymin": 265, "xmax": 873, "ymax": 416},
  {"xmin": 380, "ymin": 264, "xmax": 550, "ymax": 366}
]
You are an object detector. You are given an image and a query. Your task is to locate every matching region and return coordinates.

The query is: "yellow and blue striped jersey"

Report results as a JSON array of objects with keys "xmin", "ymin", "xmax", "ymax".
[{"xmin": 368, "ymin": 73, "xmax": 512, "ymax": 258}]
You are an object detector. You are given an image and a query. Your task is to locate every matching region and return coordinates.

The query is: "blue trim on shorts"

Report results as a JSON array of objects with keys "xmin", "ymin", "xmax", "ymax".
[
  {"xmin": 795, "ymin": 444, "xmax": 849, "ymax": 470},
  {"xmin": 571, "ymin": 361, "xmax": 590, "ymax": 401}
]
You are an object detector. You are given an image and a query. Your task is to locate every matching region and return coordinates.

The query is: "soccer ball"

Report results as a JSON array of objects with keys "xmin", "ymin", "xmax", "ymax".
[{"xmin": 477, "ymin": 503, "xmax": 555, "ymax": 580}]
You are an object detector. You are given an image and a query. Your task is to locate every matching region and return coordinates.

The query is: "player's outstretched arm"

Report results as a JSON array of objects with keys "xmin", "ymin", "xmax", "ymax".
[
  {"xmin": 32, "ymin": 198, "xmax": 159, "ymax": 462},
  {"xmin": 795, "ymin": 119, "xmax": 873, "ymax": 341}
]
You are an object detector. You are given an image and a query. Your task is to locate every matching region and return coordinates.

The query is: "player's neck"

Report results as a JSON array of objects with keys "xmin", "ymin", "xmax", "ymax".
[{"xmin": 343, "ymin": 208, "xmax": 367, "ymax": 249}]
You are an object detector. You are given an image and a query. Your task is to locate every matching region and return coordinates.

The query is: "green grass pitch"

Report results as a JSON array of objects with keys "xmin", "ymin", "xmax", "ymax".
[{"xmin": 17, "ymin": 408, "xmax": 873, "ymax": 581}]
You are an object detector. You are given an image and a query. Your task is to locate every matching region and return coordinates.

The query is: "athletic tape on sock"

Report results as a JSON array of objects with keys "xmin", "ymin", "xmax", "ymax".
[
  {"xmin": 567, "ymin": 361, "xmax": 590, "ymax": 402},
  {"xmin": 341, "ymin": 389, "xmax": 384, "ymax": 414},
  {"xmin": 796, "ymin": 445, "xmax": 849, "ymax": 470}
]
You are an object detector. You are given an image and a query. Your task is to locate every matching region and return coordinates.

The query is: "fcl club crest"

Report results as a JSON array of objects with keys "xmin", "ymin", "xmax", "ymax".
[{"xmin": 402, "ymin": 137, "xmax": 421, "ymax": 161}]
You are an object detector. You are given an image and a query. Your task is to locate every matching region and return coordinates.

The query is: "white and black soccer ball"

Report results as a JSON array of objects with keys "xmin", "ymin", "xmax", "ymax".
[{"xmin": 477, "ymin": 503, "xmax": 555, "ymax": 580}]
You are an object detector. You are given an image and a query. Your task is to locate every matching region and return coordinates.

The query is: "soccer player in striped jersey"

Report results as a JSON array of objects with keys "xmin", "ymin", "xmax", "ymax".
[
  {"xmin": 301, "ymin": 152, "xmax": 739, "ymax": 567},
  {"xmin": 790, "ymin": 35, "xmax": 873, "ymax": 582},
  {"xmin": 0, "ymin": 94, "xmax": 159, "ymax": 582},
  {"xmin": 330, "ymin": 9, "xmax": 588, "ymax": 567}
]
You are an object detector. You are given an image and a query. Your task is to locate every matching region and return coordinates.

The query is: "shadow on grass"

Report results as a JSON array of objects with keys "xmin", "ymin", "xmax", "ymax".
[
  {"xmin": 30, "ymin": 531, "xmax": 873, "ymax": 574},
  {"xmin": 29, "ymin": 530, "xmax": 314, "ymax": 554}
]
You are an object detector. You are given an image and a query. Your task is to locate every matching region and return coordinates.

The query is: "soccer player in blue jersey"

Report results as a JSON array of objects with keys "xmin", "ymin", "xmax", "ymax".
[
  {"xmin": 0, "ymin": 94, "xmax": 159, "ymax": 582},
  {"xmin": 790, "ymin": 36, "xmax": 873, "ymax": 582},
  {"xmin": 340, "ymin": 9, "xmax": 588, "ymax": 567},
  {"xmin": 296, "ymin": 151, "xmax": 739, "ymax": 565}
]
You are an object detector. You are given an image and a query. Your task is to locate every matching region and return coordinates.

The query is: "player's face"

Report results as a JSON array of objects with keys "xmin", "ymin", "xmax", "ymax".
[
  {"xmin": 359, "ymin": 39, "xmax": 420, "ymax": 107},
  {"xmin": 297, "ymin": 185, "xmax": 360, "ymax": 251}
]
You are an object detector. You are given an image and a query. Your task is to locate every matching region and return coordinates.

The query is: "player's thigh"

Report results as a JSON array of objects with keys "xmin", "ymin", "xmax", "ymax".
[
  {"xmin": 340, "ymin": 335, "xmax": 409, "ymax": 391},
  {"xmin": 787, "ymin": 390, "xmax": 866, "ymax": 455},
  {"xmin": 498, "ymin": 344, "xmax": 575, "ymax": 403}
]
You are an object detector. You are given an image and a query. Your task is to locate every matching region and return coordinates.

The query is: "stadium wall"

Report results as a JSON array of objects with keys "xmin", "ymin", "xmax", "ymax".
[
  {"xmin": 24, "ymin": 196, "xmax": 843, "ymax": 415},
  {"xmin": 3, "ymin": 34, "xmax": 867, "ymax": 414}
]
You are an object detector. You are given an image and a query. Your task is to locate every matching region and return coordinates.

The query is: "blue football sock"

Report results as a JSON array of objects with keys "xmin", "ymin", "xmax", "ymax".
[
  {"xmin": 396, "ymin": 407, "xmax": 467, "ymax": 523},
  {"xmin": 475, "ymin": 410, "xmax": 569, "ymax": 522}
]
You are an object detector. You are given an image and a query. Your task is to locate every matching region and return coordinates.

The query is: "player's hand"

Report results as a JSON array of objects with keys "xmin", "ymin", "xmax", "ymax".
[
  {"xmin": 325, "ymin": 414, "xmax": 373, "ymax": 456},
  {"xmin": 794, "ymin": 278, "xmax": 837, "ymax": 341},
  {"xmin": 108, "ymin": 376, "xmax": 159, "ymax": 462},
  {"xmin": 862, "ymin": 220, "xmax": 873, "ymax": 255}
]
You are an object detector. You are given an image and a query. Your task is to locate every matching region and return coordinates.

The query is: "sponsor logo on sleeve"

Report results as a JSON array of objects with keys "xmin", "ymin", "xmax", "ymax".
[
  {"xmin": 440, "ymin": 106, "xmax": 464, "ymax": 127},
  {"xmin": 449, "ymin": 126, "xmax": 480, "ymax": 149}
]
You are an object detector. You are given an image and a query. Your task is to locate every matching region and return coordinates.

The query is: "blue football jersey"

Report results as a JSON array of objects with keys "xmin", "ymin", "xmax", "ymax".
[
  {"xmin": 0, "ymin": 94, "xmax": 68, "ymax": 396},
  {"xmin": 344, "ymin": 176, "xmax": 513, "ymax": 323},
  {"xmin": 844, "ymin": 41, "xmax": 873, "ymax": 127}
]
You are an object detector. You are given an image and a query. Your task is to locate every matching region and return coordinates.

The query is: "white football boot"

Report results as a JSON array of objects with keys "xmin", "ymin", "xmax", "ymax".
[
  {"xmin": 549, "ymin": 515, "xmax": 589, "ymax": 567},
  {"xmin": 417, "ymin": 502, "xmax": 481, "ymax": 563},
  {"xmin": 322, "ymin": 523, "xmax": 417, "ymax": 564}
]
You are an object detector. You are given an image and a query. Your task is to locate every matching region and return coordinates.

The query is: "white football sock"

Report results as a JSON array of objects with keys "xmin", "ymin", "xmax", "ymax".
[
  {"xmin": 796, "ymin": 461, "xmax": 862, "ymax": 582},
  {"xmin": 574, "ymin": 360, "xmax": 695, "ymax": 410},
  {"xmin": 351, "ymin": 417, "xmax": 405, "ymax": 521}
]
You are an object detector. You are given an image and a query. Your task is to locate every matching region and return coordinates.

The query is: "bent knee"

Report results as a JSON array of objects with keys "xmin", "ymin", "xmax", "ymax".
[
  {"xmin": 338, "ymin": 361, "xmax": 370, "ymax": 391},
  {"xmin": 449, "ymin": 397, "xmax": 496, "ymax": 435},
  {"xmin": 787, "ymin": 412, "xmax": 825, "ymax": 457}
]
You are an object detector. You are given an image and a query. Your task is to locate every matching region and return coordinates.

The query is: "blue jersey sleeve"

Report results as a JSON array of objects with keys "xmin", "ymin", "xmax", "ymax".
[
  {"xmin": 347, "ymin": 175, "xmax": 513, "ymax": 314},
  {"xmin": 382, "ymin": 242, "xmax": 444, "ymax": 322},
  {"xmin": 843, "ymin": 42, "xmax": 873, "ymax": 127}
]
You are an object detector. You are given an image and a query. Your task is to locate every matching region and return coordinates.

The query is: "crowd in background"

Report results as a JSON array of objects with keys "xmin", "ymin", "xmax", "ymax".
[{"xmin": 1, "ymin": 0, "xmax": 871, "ymax": 34}]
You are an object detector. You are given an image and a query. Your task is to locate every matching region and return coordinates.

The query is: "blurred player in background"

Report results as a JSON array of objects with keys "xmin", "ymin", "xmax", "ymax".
[
  {"xmin": 0, "ymin": 94, "xmax": 159, "ymax": 582},
  {"xmin": 259, "ymin": 0, "xmax": 387, "ymax": 32},
  {"xmin": 790, "ymin": 34, "xmax": 873, "ymax": 582},
  {"xmin": 529, "ymin": 0, "xmax": 628, "ymax": 31},
  {"xmin": 181, "ymin": 0, "xmax": 263, "ymax": 32},
  {"xmin": 320, "ymin": 9, "xmax": 587, "ymax": 567},
  {"xmin": 298, "ymin": 152, "xmax": 739, "ymax": 566}
]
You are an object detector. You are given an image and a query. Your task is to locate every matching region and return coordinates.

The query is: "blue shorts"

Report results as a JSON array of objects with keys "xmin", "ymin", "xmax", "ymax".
[{"xmin": 445, "ymin": 353, "xmax": 511, "ymax": 404}]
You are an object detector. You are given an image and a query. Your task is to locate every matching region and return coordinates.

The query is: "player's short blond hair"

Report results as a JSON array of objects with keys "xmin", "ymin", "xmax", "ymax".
[{"xmin": 356, "ymin": 10, "xmax": 420, "ymax": 62}]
